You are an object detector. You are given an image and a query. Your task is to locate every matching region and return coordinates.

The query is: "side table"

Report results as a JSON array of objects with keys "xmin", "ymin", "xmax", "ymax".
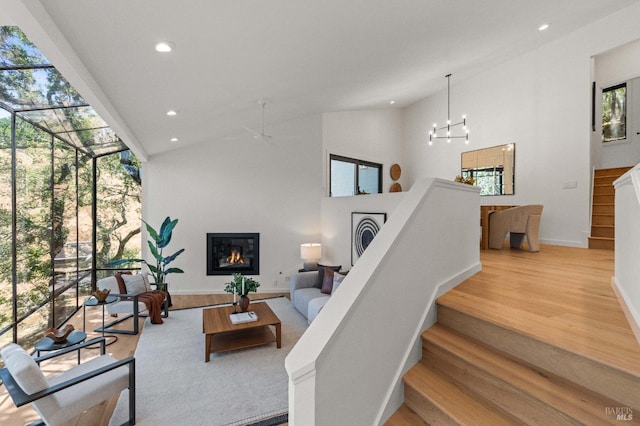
[
  {"xmin": 35, "ymin": 330, "xmax": 87, "ymax": 364},
  {"xmin": 83, "ymin": 295, "xmax": 118, "ymax": 338}
]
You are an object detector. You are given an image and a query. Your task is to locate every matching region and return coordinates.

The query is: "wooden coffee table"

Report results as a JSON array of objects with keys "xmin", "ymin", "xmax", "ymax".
[{"xmin": 202, "ymin": 301, "xmax": 281, "ymax": 362}]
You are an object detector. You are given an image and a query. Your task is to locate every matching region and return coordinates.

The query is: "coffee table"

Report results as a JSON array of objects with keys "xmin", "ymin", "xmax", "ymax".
[{"xmin": 202, "ymin": 301, "xmax": 281, "ymax": 362}]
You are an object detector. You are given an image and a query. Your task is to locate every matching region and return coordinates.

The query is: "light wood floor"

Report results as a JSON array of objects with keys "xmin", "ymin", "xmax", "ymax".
[
  {"xmin": 2, "ymin": 245, "xmax": 639, "ymax": 425},
  {"xmin": 0, "ymin": 292, "xmax": 288, "ymax": 426}
]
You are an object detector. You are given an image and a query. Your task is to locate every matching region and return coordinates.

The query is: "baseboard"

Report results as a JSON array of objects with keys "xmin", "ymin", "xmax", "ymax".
[
  {"xmin": 539, "ymin": 238, "xmax": 587, "ymax": 248},
  {"xmin": 611, "ymin": 276, "xmax": 640, "ymax": 345}
]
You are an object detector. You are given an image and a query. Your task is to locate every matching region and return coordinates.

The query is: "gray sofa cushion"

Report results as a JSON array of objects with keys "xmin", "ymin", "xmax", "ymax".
[{"xmin": 293, "ymin": 287, "xmax": 324, "ymax": 316}]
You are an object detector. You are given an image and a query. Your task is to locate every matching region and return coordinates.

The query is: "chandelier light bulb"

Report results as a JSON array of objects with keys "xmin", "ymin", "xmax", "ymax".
[{"xmin": 426, "ymin": 74, "xmax": 469, "ymax": 146}]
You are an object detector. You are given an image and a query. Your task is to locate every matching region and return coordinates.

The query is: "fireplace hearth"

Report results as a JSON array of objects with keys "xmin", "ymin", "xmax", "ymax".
[{"xmin": 207, "ymin": 233, "xmax": 260, "ymax": 275}]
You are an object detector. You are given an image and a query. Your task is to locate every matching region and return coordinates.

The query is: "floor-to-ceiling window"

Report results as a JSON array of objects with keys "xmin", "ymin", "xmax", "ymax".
[{"xmin": 0, "ymin": 27, "xmax": 140, "ymax": 353}]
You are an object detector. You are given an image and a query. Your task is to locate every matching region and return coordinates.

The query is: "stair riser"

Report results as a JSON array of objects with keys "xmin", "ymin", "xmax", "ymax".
[
  {"xmin": 592, "ymin": 205, "xmax": 614, "ymax": 215},
  {"xmin": 588, "ymin": 238, "xmax": 615, "ymax": 250},
  {"xmin": 437, "ymin": 305, "xmax": 640, "ymax": 410},
  {"xmin": 591, "ymin": 227, "xmax": 614, "ymax": 238},
  {"xmin": 404, "ymin": 386, "xmax": 459, "ymax": 426},
  {"xmin": 594, "ymin": 186, "xmax": 614, "ymax": 196},
  {"xmin": 593, "ymin": 195, "xmax": 615, "ymax": 204},
  {"xmin": 592, "ymin": 215, "xmax": 614, "ymax": 226},
  {"xmin": 594, "ymin": 176, "xmax": 618, "ymax": 186},
  {"xmin": 422, "ymin": 340, "xmax": 608, "ymax": 425}
]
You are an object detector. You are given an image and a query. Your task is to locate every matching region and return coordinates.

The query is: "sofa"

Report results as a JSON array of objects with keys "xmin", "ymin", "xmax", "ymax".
[{"xmin": 290, "ymin": 266, "xmax": 345, "ymax": 323}]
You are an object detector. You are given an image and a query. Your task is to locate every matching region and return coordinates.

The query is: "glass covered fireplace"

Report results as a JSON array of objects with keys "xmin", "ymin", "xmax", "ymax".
[{"xmin": 206, "ymin": 233, "xmax": 260, "ymax": 275}]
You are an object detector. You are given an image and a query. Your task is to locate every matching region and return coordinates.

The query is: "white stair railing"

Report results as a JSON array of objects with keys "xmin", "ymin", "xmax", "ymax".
[
  {"xmin": 613, "ymin": 164, "xmax": 640, "ymax": 343},
  {"xmin": 285, "ymin": 178, "xmax": 481, "ymax": 425}
]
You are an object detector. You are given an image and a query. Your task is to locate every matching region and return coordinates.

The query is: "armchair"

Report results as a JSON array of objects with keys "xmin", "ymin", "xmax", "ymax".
[
  {"xmin": 96, "ymin": 274, "xmax": 168, "ymax": 335},
  {"xmin": 488, "ymin": 204, "xmax": 543, "ymax": 252},
  {"xmin": 0, "ymin": 337, "xmax": 135, "ymax": 426}
]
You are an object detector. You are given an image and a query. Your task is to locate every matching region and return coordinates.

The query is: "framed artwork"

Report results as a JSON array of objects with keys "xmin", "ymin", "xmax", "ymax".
[{"xmin": 351, "ymin": 212, "xmax": 387, "ymax": 265}]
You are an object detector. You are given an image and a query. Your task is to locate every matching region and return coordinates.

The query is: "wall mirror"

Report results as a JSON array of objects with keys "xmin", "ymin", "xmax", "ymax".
[{"xmin": 461, "ymin": 143, "xmax": 515, "ymax": 195}]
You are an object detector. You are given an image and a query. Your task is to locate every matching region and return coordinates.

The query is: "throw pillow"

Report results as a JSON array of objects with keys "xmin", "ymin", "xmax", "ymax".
[
  {"xmin": 332, "ymin": 272, "xmax": 346, "ymax": 293},
  {"xmin": 122, "ymin": 273, "xmax": 147, "ymax": 295},
  {"xmin": 321, "ymin": 268, "xmax": 336, "ymax": 294},
  {"xmin": 315, "ymin": 264, "xmax": 341, "ymax": 289},
  {"xmin": 141, "ymin": 274, "xmax": 152, "ymax": 292}
]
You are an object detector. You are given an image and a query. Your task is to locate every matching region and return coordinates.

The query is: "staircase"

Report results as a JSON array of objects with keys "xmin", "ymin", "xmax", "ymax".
[
  {"xmin": 385, "ymin": 292, "xmax": 639, "ymax": 425},
  {"xmin": 588, "ymin": 167, "xmax": 631, "ymax": 250}
]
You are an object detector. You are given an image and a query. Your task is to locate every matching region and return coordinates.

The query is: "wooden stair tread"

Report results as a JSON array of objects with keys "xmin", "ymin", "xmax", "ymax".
[
  {"xmin": 404, "ymin": 362, "xmax": 522, "ymax": 425},
  {"xmin": 437, "ymin": 290, "xmax": 640, "ymax": 375},
  {"xmin": 422, "ymin": 324, "xmax": 623, "ymax": 424},
  {"xmin": 384, "ymin": 404, "xmax": 429, "ymax": 426}
]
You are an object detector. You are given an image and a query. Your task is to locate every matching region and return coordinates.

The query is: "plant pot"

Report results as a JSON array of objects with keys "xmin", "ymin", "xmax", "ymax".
[{"xmin": 239, "ymin": 295, "xmax": 250, "ymax": 312}]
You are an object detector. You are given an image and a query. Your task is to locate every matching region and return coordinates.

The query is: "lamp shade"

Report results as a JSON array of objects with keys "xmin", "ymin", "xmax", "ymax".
[{"xmin": 300, "ymin": 243, "xmax": 322, "ymax": 260}]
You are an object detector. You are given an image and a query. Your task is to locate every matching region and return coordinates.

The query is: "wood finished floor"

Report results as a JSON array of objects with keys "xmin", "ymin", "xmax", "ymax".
[{"xmin": 2, "ymin": 245, "xmax": 639, "ymax": 425}]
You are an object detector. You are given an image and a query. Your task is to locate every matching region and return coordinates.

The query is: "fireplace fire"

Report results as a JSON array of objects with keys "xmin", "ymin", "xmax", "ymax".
[{"xmin": 206, "ymin": 233, "xmax": 259, "ymax": 275}]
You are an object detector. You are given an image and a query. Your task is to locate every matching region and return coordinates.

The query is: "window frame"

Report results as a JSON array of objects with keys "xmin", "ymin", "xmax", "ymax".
[{"xmin": 329, "ymin": 154, "xmax": 383, "ymax": 197}]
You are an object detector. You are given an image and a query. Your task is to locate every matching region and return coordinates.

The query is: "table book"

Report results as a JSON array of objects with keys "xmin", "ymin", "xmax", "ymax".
[{"xmin": 229, "ymin": 311, "xmax": 258, "ymax": 324}]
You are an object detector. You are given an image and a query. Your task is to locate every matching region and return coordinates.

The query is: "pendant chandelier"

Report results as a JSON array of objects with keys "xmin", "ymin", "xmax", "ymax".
[{"xmin": 428, "ymin": 74, "xmax": 469, "ymax": 146}]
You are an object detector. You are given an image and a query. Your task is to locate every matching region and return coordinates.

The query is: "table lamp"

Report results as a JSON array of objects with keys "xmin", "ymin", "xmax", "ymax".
[{"xmin": 300, "ymin": 243, "xmax": 322, "ymax": 271}]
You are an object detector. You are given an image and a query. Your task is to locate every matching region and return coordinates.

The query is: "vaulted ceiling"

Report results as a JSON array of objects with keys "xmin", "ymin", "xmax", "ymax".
[{"xmin": 3, "ymin": 0, "xmax": 639, "ymax": 160}]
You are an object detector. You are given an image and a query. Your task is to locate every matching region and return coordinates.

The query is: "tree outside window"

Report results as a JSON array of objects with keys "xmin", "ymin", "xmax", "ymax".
[{"xmin": 602, "ymin": 83, "xmax": 626, "ymax": 143}]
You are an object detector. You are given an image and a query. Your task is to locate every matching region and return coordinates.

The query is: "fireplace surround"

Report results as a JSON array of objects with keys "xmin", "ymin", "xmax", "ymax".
[{"xmin": 206, "ymin": 233, "xmax": 260, "ymax": 275}]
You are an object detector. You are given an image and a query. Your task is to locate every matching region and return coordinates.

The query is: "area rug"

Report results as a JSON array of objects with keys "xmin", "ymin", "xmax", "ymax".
[{"xmin": 109, "ymin": 297, "xmax": 307, "ymax": 426}]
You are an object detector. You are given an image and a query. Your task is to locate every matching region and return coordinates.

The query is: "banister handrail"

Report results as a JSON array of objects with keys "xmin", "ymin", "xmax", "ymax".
[{"xmin": 285, "ymin": 178, "xmax": 481, "ymax": 425}]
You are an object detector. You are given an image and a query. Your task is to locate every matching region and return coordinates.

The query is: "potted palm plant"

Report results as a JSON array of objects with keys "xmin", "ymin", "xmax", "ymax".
[{"xmin": 109, "ymin": 216, "xmax": 185, "ymax": 303}]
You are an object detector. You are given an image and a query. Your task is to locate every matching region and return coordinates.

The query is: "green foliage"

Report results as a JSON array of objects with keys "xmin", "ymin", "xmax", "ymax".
[
  {"xmin": 224, "ymin": 273, "xmax": 260, "ymax": 296},
  {"xmin": 109, "ymin": 216, "xmax": 184, "ymax": 283},
  {"xmin": 602, "ymin": 85, "xmax": 626, "ymax": 142}
]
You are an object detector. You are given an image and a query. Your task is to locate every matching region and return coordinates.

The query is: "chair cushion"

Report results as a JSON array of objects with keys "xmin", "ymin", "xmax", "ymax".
[
  {"xmin": 122, "ymin": 273, "xmax": 147, "ymax": 295},
  {"xmin": 97, "ymin": 276, "xmax": 120, "ymax": 293},
  {"xmin": 1, "ymin": 345, "xmax": 49, "ymax": 395}
]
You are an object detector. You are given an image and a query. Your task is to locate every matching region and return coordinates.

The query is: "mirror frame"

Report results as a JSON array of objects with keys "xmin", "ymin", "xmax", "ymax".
[{"xmin": 461, "ymin": 143, "xmax": 515, "ymax": 196}]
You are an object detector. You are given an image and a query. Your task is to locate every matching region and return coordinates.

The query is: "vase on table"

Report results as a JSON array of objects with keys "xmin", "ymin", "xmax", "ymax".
[{"xmin": 239, "ymin": 295, "xmax": 250, "ymax": 312}]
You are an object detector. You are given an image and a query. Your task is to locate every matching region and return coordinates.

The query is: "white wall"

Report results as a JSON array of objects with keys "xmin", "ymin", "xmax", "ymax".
[
  {"xmin": 593, "ymin": 38, "xmax": 640, "ymax": 169},
  {"xmin": 142, "ymin": 114, "xmax": 323, "ymax": 294},
  {"xmin": 403, "ymin": 3, "xmax": 640, "ymax": 248},
  {"xmin": 320, "ymin": 193, "xmax": 404, "ymax": 268},
  {"xmin": 323, "ymin": 109, "xmax": 405, "ymax": 196},
  {"xmin": 614, "ymin": 166, "xmax": 640, "ymax": 342}
]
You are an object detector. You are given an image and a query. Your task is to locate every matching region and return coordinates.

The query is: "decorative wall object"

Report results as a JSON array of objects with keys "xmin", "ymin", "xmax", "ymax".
[
  {"xmin": 390, "ymin": 163, "xmax": 401, "ymax": 181},
  {"xmin": 390, "ymin": 182, "xmax": 402, "ymax": 192},
  {"xmin": 351, "ymin": 212, "xmax": 387, "ymax": 265}
]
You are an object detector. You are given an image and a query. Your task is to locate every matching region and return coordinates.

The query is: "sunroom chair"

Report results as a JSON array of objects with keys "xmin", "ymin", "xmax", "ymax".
[
  {"xmin": 96, "ymin": 273, "xmax": 168, "ymax": 335},
  {"xmin": 488, "ymin": 204, "xmax": 544, "ymax": 252},
  {"xmin": 0, "ymin": 337, "xmax": 135, "ymax": 426}
]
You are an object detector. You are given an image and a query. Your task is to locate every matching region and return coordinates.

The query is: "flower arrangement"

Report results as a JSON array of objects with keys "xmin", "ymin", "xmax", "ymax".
[
  {"xmin": 224, "ymin": 273, "xmax": 260, "ymax": 297},
  {"xmin": 454, "ymin": 175, "xmax": 476, "ymax": 185}
]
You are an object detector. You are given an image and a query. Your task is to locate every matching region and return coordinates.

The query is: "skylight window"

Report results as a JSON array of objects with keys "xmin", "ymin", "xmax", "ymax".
[{"xmin": 0, "ymin": 26, "xmax": 129, "ymax": 157}]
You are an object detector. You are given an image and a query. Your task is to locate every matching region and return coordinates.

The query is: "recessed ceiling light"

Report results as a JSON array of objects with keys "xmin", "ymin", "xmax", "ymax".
[
  {"xmin": 538, "ymin": 23, "xmax": 550, "ymax": 31},
  {"xmin": 166, "ymin": 110, "xmax": 177, "ymax": 116},
  {"xmin": 155, "ymin": 42, "xmax": 174, "ymax": 53},
  {"xmin": 170, "ymin": 137, "xmax": 179, "ymax": 143},
  {"xmin": 389, "ymin": 100, "xmax": 396, "ymax": 105}
]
